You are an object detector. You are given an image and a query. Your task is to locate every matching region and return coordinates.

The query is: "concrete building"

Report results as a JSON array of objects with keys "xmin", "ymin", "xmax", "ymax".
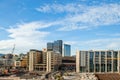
[
  {"xmin": 76, "ymin": 50, "xmax": 120, "ymax": 73},
  {"xmin": 20, "ymin": 55, "xmax": 27, "ymax": 69},
  {"xmin": 60, "ymin": 56, "xmax": 76, "ymax": 71},
  {"xmin": 63, "ymin": 44, "xmax": 71, "ymax": 57},
  {"xmin": 46, "ymin": 51, "xmax": 62, "ymax": 72},
  {"xmin": 34, "ymin": 50, "xmax": 47, "ymax": 72},
  {"xmin": 28, "ymin": 49, "xmax": 42, "ymax": 71},
  {"xmin": 0, "ymin": 58, "xmax": 14, "ymax": 69},
  {"xmin": 14, "ymin": 60, "xmax": 21, "ymax": 68},
  {"xmin": 28, "ymin": 49, "xmax": 62, "ymax": 72},
  {"xmin": 5, "ymin": 54, "xmax": 13, "ymax": 59},
  {"xmin": 13, "ymin": 54, "xmax": 28, "ymax": 69}
]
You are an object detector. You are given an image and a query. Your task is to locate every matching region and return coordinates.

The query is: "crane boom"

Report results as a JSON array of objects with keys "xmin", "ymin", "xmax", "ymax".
[{"xmin": 11, "ymin": 44, "xmax": 15, "ymax": 54}]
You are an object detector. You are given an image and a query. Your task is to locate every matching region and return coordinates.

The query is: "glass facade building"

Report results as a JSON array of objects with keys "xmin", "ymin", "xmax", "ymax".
[
  {"xmin": 47, "ymin": 43, "xmax": 53, "ymax": 51},
  {"xmin": 53, "ymin": 40, "xmax": 63, "ymax": 54},
  {"xmin": 76, "ymin": 50, "xmax": 120, "ymax": 73},
  {"xmin": 47, "ymin": 40, "xmax": 63, "ymax": 54},
  {"xmin": 63, "ymin": 44, "xmax": 71, "ymax": 57}
]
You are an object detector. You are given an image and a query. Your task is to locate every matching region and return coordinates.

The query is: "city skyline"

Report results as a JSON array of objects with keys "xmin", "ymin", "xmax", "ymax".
[{"xmin": 0, "ymin": 0, "xmax": 120, "ymax": 55}]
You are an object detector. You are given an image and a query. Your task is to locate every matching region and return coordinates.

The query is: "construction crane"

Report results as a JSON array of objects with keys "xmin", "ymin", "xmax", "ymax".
[{"xmin": 11, "ymin": 44, "xmax": 15, "ymax": 54}]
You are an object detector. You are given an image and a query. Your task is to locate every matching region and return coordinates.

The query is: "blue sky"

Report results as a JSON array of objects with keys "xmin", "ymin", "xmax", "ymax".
[{"xmin": 0, "ymin": 0, "xmax": 120, "ymax": 55}]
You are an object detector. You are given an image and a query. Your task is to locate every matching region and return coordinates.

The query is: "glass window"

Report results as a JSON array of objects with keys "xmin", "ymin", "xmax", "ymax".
[{"xmin": 89, "ymin": 52, "xmax": 94, "ymax": 72}]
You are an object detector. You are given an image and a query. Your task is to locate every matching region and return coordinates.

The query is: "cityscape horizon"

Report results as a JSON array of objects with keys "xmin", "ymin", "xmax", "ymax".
[
  {"xmin": 0, "ymin": 0, "xmax": 120, "ymax": 56},
  {"xmin": 0, "ymin": 0, "xmax": 120, "ymax": 80}
]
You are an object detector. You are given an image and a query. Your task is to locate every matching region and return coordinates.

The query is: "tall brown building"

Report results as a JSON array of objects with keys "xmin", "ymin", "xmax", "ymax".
[
  {"xmin": 28, "ymin": 49, "xmax": 42, "ymax": 71},
  {"xmin": 28, "ymin": 49, "xmax": 62, "ymax": 72},
  {"xmin": 46, "ymin": 51, "xmax": 62, "ymax": 72}
]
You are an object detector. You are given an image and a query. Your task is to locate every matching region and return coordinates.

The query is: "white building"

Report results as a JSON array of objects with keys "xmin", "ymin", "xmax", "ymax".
[{"xmin": 76, "ymin": 50, "xmax": 120, "ymax": 73}]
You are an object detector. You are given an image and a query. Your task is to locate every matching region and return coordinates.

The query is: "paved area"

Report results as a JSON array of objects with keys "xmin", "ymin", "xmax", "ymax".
[
  {"xmin": 0, "ymin": 77, "xmax": 20, "ymax": 80},
  {"xmin": 63, "ymin": 72, "xmax": 98, "ymax": 80},
  {"xmin": 0, "ymin": 72, "xmax": 99, "ymax": 80}
]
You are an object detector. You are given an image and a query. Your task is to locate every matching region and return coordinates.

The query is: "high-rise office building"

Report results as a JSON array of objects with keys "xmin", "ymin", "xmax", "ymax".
[
  {"xmin": 63, "ymin": 44, "xmax": 71, "ymax": 57},
  {"xmin": 76, "ymin": 50, "xmax": 120, "ymax": 73},
  {"xmin": 47, "ymin": 43, "xmax": 53, "ymax": 51},
  {"xmin": 47, "ymin": 40, "xmax": 63, "ymax": 54},
  {"xmin": 53, "ymin": 40, "xmax": 63, "ymax": 54}
]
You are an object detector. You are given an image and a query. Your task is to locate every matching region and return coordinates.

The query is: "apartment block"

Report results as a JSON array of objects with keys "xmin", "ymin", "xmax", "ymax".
[
  {"xmin": 28, "ymin": 49, "xmax": 42, "ymax": 71},
  {"xmin": 76, "ymin": 50, "xmax": 120, "ymax": 73},
  {"xmin": 46, "ymin": 51, "xmax": 62, "ymax": 72},
  {"xmin": 28, "ymin": 49, "xmax": 62, "ymax": 72}
]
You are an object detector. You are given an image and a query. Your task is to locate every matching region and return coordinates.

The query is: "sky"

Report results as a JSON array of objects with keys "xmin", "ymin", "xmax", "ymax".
[{"xmin": 0, "ymin": 0, "xmax": 120, "ymax": 55}]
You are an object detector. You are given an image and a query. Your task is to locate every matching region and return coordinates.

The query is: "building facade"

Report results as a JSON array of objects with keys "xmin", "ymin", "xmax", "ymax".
[
  {"xmin": 28, "ymin": 49, "xmax": 62, "ymax": 72},
  {"xmin": 20, "ymin": 55, "xmax": 27, "ymax": 69},
  {"xmin": 28, "ymin": 49, "xmax": 42, "ymax": 71},
  {"xmin": 76, "ymin": 50, "xmax": 120, "ymax": 73},
  {"xmin": 14, "ymin": 60, "xmax": 21, "ymax": 68},
  {"xmin": 47, "ymin": 40, "xmax": 63, "ymax": 55},
  {"xmin": 61, "ymin": 56, "xmax": 76, "ymax": 71},
  {"xmin": 47, "ymin": 51, "xmax": 62, "ymax": 72},
  {"xmin": 47, "ymin": 43, "xmax": 54, "ymax": 51},
  {"xmin": 0, "ymin": 58, "xmax": 14, "ymax": 69},
  {"xmin": 63, "ymin": 44, "xmax": 71, "ymax": 57},
  {"xmin": 53, "ymin": 40, "xmax": 63, "ymax": 54},
  {"xmin": 34, "ymin": 50, "xmax": 47, "ymax": 72}
]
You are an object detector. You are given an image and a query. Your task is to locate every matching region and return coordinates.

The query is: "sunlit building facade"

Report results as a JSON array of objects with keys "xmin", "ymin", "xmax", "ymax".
[
  {"xmin": 28, "ymin": 49, "xmax": 62, "ymax": 72},
  {"xmin": 28, "ymin": 49, "xmax": 42, "ymax": 71},
  {"xmin": 76, "ymin": 50, "xmax": 120, "ymax": 73},
  {"xmin": 47, "ymin": 51, "xmax": 62, "ymax": 72},
  {"xmin": 63, "ymin": 44, "xmax": 71, "ymax": 57}
]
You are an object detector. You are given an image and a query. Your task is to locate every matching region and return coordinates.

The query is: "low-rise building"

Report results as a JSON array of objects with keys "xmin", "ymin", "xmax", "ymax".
[
  {"xmin": 14, "ymin": 60, "xmax": 21, "ymax": 68},
  {"xmin": 21, "ymin": 55, "xmax": 27, "ymax": 69},
  {"xmin": 0, "ymin": 58, "xmax": 14, "ymax": 69},
  {"xmin": 60, "ymin": 56, "xmax": 76, "ymax": 71}
]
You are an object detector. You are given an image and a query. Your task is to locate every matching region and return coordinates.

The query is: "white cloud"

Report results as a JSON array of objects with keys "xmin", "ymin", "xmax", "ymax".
[
  {"xmin": 59, "ymin": 4, "xmax": 120, "ymax": 31},
  {"xmin": 96, "ymin": 33, "xmax": 120, "ymax": 37},
  {"xmin": 0, "ymin": 21, "xmax": 52, "ymax": 54},
  {"xmin": 71, "ymin": 38, "xmax": 120, "ymax": 50},
  {"xmin": 7, "ymin": 22, "xmax": 51, "ymax": 40},
  {"xmin": 36, "ymin": 3, "xmax": 120, "ymax": 31},
  {"xmin": 36, "ymin": 3, "xmax": 84, "ymax": 13},
  {"xmin": 36, "ymin": 4, "xmax": 51, "ymax": 13},
  {"xmin": 65, "ymin": 38, "xmax": 120, "ymax": 55}
]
